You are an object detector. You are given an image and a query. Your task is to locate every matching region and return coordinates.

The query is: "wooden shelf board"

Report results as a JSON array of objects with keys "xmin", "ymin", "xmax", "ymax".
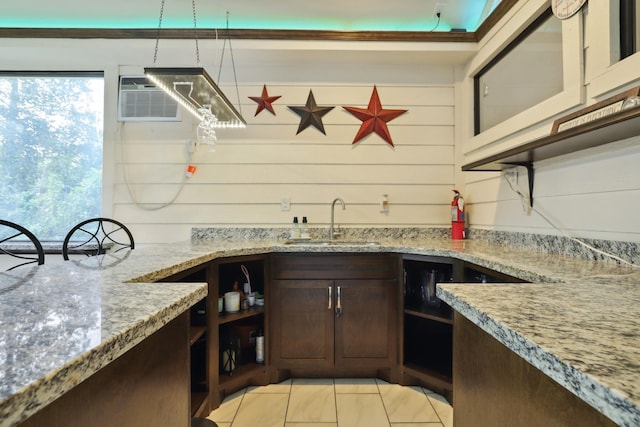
[
  {"xmin": 189, "ymin": 326, "xmax": 207, "ymax": 345},
  {"xmin": 191, "ymin": 391, "xmax": 208, "ymax": 417},
  {"xmin": 402, "ymin": 363, "xmax": 452, "ymax": 390},
  {"xmin": 404, "ymin": 307, "xmax": 453, "ymax": 324},
  {"xmin": 219, "ymin": 363, "xmax": 267, "ymax": 387},
  {"xmin": 462, "ymin": 106, "xmax": 640, "ymax": 172},
  {"xmin": 217, "ymin": 307, "xmax": 265, "ymax": 325}
]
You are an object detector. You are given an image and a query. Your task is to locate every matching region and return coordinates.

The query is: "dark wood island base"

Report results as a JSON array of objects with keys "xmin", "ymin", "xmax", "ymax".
[
  {"xmin": 20, "ymin": 313, "xmax": 190, "ymax": 427},
  {"xmin": 452, "ymin": 313, "xmax": 617, "ymax": 427}
]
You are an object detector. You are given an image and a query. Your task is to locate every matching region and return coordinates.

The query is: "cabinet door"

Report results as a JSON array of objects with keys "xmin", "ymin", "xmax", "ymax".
[
  {"xmin": 270, "ymin": 279, "xmax": 335, "ymax": 371},
  {"xmin": 334, "ymin": 279, "xmax": 398, "ymax": 369}
]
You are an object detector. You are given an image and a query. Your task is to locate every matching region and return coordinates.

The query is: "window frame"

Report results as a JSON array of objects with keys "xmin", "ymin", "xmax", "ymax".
[
  {"xmin": 463, "ymin": 0, "xmax": 584, "ymax": 163},
  {"xmin": 473, "ymin": 8, "xmax": 557, "ymax": 135},
  {"xmin": 0, "ymin": 70, "xmax": 105, "ymax": 242},
  {"xmin": 619, "ymin": 0, "xmax": 636, "ymax": 60}
]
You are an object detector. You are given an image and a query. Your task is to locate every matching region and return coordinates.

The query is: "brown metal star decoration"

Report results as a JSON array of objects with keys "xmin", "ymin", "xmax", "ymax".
[
  {"xmin": 343, "ymin": 86, "xmax": 407, "ymax": 146},
  {"xmin": 288, "ymin": 90, "xmax": 335, "ymax": 135},
  {"xmin": 248, "ymin": 84, "xmax": 281, "ymax": 116}
]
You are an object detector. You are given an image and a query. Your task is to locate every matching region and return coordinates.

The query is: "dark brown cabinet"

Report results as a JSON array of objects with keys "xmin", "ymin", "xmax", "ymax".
[
  {"xmin": 155, "ymin": 249, "xmax": 529, "ymax": 414},
  {"xmin": 270, "ymin": 279, "xmax": 334, "ymax": 372},
  {"xmin": 453, "ymin": 313, "xmax": 617, "ymax": 427},
  {"xmin": 270, "ymin": 253, "xmax": 399, "ymax": 381}
]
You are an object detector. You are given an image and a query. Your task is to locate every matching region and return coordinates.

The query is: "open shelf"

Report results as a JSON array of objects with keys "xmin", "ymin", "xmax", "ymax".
[
  {"xmin": 404, "ymin": 305, "xmax": 453, "ymax": 324},
  {"xmin": 462, "ymin": 106, "xmax": 640, "ymax": 172},
  {"xmin": 217, "ymin": 306, "xmax": 265, "ymax": 325},
  {"xmin": 212, "ymin": 255, "xmax": 269, "ymax": 409},
  {"xmin": 403, "ymin": 314, "xmax": 453, "ymax": 379},
  {"xmin": 462, "ymin": 105, "xmax": 640, "ymax": 207},
  {"xmin": 189, "ymin": 326, "xmax": 207, "ymax": 345},
  {"xmin": 219, "ymin": 362, "xmax": 266, "ymax": 385}
]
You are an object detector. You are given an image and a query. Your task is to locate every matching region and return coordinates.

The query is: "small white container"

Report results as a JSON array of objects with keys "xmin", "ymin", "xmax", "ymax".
[
  {"xmin": 256, "ymin": 335, "xmax": 264, "ymax": 363},
  {"xmin": 224, "ymin": 292, "xmax": 240, "ymax": 313}
]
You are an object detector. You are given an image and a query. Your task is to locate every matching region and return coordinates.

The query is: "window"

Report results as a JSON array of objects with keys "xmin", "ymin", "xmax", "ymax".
[
  {"xmin": 620, "ymin": 0, "xmax": 638, "ymax": 59},
  {"xmin": 0, "ymin": 72, "xmax": 104, "ymax": 241},
  {"xmin": 474, "ymin": 9, "xmax": 563, "ymax": 134}
]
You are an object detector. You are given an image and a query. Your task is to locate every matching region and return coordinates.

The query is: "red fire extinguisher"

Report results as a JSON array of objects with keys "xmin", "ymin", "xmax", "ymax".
[{"xmin": 451, "ymin": 189, "xmax": 465, "ymax": 240}]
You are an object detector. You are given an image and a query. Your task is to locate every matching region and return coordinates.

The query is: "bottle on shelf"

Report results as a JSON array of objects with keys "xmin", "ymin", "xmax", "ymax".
[
  {"xmin": 300, "ymin": 216, "xmax": 310, "ymax": 239},
  {"xmin": 256, "ymin": 329, "xmax": 264, "ymax": 364},
  {"xmin": 290, "ymin": 216, "xmax": 301, "ymax": 239}
]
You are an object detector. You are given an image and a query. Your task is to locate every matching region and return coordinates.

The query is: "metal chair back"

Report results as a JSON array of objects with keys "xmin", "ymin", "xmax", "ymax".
[
  {"xmin": 0, "ymin": 219, "xmax": 45, "ymax": 271},
  {"xmin": 62, "ymin": 217, "xmax": 135, "ymax": 260}
]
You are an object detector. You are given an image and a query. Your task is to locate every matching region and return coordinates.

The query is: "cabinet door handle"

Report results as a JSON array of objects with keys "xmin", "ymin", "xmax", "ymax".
[
  {"xmin": 335, "ymin": 285, "xmax": 342, "ymax": 318},
  {"xmin": 328, "ymin": 286, "xmax": 332, "ymax": 310}
]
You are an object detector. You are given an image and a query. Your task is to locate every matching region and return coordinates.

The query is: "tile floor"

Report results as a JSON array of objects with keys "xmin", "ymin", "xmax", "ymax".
[{"xmin": 206, "ymin": 378, "xmax": 453, "ymax": 427}]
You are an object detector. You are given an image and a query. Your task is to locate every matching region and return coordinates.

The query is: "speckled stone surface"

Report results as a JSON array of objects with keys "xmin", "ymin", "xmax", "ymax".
[
  {"xmin": 0, "ymin": 258, "xmax": 207, "ymax": 426},
  {"xmin": 471, "ymin": 228, "xmax": 640, "ymax": 265},
  {"xmin": 2, "ymin": 228, "xmax": 638, "ymax": 426}
]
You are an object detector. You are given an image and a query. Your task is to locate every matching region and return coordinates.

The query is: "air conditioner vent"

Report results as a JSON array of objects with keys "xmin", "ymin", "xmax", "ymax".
[{"xmin": 118, "ymin": 76, "xmax": 180, "ymax": 122}]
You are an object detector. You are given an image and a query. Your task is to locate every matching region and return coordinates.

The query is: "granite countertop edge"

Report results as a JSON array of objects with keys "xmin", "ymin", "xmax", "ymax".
[
  {"xmin": 437, "ymin": 285, "xmax": 636, "ymax": 427},
  {"xmin": 0, "ymin": 278, "xmax": 207, "ymax": 427},
  {"xmin": 1, "ymin": 235, "xmax": 638, "ymax": 426}
]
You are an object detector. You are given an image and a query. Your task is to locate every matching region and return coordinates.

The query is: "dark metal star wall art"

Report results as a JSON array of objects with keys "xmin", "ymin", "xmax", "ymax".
[
  {"xmin": 248, "ymin": 84, "xmax": 281, "ymax": 116},
  {"xmin": 288, "ymin": 90, "xmax": 335, "ymax": 135},
  {"xmin": 343, "ymin": 85, "xmax": 408, "ymax": 147}
]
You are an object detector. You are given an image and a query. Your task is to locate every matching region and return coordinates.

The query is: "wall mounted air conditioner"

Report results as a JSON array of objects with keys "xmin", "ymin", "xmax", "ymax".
[{"xmin": 117, "ymin": 76, "xmax": 181, "ymax": 122}]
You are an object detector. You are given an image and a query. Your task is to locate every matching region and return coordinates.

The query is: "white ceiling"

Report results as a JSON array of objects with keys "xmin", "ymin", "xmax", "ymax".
[{"xmin": 1, "ymin": 0, "xmax": 503, "ymax": 33}]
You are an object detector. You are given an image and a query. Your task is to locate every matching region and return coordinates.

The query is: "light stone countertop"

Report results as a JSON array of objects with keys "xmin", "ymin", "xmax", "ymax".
[
  {"xmin": 0, "ymin": 258, "xmax": 208, "ymax": 427},
  {"xmin": 1, "ymin": 235, "xmax": 638, "ymax": 426}
]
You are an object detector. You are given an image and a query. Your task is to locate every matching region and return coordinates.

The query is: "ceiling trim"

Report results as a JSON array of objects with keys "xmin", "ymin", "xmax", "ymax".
[
  {"xmin": 475, "ymin": 0, "xmax": 519, "ymax": 40},
  {"xmin": 0, "ymin": 27, "xmax": 478, "ymax": 42}
]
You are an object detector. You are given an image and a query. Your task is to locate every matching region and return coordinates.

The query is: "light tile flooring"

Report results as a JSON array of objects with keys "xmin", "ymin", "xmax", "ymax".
[{"xmin": 206, "ymin": 378, "xmax": 453, "ymax": 427}]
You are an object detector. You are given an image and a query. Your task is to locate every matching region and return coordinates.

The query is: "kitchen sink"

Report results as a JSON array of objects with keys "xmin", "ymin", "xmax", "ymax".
[{"xmin": 284, "ymin": 239, "xmax": 380, "ymax": 246}]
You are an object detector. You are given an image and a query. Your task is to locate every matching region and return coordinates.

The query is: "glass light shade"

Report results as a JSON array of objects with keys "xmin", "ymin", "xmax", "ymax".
[{"xmin": 144, "ymin": 67, "xmax": 246, "ymax": 128}]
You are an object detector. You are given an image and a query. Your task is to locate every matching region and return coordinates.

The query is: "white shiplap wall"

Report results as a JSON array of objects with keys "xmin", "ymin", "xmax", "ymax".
[
  {"xmin": 110, "ymin": 44, "xmax": 461, "ymax": 243},
  {"xmin": 466, "ymin": 137, "xmax": 640, "ymax": 242}
]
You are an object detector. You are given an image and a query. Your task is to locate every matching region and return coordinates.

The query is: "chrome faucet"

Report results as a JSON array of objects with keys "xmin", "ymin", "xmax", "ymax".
[{"xmin": 329, "ymin": 197, "xmax": 346, "ymax": 240}]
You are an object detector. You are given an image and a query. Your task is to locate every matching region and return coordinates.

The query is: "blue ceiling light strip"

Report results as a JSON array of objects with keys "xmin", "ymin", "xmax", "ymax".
[{"xmin": 0, "ymin": 1, "xmax": 500, "ymax": 32}]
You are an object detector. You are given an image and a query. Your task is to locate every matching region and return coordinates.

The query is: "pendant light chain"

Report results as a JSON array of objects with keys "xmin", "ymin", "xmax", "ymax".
[
  {"xmin": 191, "ymin": 0, "xmax": 201, "ymax": 64},
  {"xmin": 218, "ymin": 11, "xmax": 243, "ymax": 116},
  {"xmin": 153, "ymin": 0, "xmax": 200, "ymax": 65},
  {"xmin": 152, "ymin": 0, "xmax": 166, "ymax": 64}
]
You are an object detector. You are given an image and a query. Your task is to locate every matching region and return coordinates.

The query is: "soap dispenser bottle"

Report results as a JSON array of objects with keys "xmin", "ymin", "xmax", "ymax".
[
  {"xmin": 301, "ymin": 216, "xmax": 309, "ymax": 239},
  {"xmin": 290, "ymin": 216, "xmax": 301, "ymax": 239}
]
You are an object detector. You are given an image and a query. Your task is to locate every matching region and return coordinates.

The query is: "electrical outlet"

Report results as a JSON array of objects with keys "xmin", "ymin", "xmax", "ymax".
[
  {"xmin": 504, "ymin": 168, "xmax": 518, "ymax": 186},
  {"xmin": 280, "ymin": 197, "xmax": 291, "ymax": 211},
  {"xmin": 433, "ymin": 2, "xmax": 447, "ymax": 17}
]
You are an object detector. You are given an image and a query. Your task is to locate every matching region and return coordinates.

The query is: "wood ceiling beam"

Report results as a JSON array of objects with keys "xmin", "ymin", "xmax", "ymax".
[{"xmin": 0, "ymin": 27, "xmax": 478, "ymax": 42}]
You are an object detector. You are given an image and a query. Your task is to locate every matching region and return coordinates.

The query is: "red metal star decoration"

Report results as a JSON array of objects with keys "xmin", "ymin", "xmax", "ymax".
[
  {"xmin": 288, "ymin": 90, "xmax": 335, "ymax": 135},
  {"xmin": 248, "ymin": 84, "xmax": 281, "ymax": 116},
  {"xmin": 342, "ymin": 86, "xmax": 408, "ymax": 147}
]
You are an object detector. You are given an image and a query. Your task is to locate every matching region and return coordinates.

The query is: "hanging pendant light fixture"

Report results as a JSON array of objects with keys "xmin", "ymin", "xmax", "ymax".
[{"xmin": 145, "ymin": 0, "xmax": 246, "ymax": 129}]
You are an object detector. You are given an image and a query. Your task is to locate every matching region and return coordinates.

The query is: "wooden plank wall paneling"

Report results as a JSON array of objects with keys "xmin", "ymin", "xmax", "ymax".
[
  {"xmin": 113, "ymin": 84, "xmax": 456, "ymax": 242},
  {"xmin": 464, "ymin": 137, "xmax": 640, "ymax": 242}
]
